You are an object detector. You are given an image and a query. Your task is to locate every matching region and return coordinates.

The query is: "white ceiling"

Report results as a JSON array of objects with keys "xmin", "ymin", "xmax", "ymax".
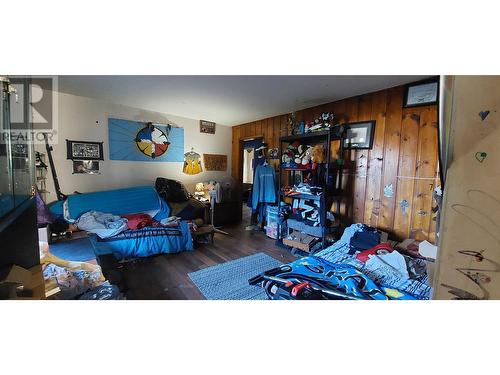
[{"xmin": 58, "ymin": 76, "xmax": 429, "ymax": 126}]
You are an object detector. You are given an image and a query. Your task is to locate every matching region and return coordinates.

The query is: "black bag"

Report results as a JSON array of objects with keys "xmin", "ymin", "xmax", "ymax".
[{"xmin": 155, "ymin": 177, "xmax": 190, "ymax": 203}]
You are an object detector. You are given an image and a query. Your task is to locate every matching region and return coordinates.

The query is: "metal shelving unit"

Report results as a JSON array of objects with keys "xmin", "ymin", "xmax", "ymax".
[{"xmin": 277, "ymin": 127, "xmax": 346, "ymax": 252}]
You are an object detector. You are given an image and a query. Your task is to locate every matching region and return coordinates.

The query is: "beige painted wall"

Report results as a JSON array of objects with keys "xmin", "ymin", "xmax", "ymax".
[
  {"xmin": 36, "ymin": 91, "xmax": 232, "ymax": 203},
  {"xmin": 433, "ymin": 76, "xmax": 500, "ymax": 299}
]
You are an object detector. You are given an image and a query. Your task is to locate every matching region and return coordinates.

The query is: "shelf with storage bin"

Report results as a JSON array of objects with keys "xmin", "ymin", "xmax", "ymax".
[{"xmin": 277, "ymin": 126, "xmax": 346, "ymax": 252}]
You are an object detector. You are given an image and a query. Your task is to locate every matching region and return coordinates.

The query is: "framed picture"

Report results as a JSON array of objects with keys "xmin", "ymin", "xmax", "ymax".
[
  {"xmin": 72, "ymin": 160, "xmax": 100, "ymax": 174},
  {"xmin": 200, "ymin": 120, "xmax": 216, "ymax": 134},
  {"xmin": 343, "ymin": 121, "xmax": 376, "ymax": 149},
  {"xmin": 404, "ymin": 79, "xmax": 439, "ymax": 108},
  {"xmin": 203, "ymin": 153, "xmax": 227, "ymax": 171},
  {"xmin": 66, "ymin": 140, "xmax": 104, "ymax": 160}
]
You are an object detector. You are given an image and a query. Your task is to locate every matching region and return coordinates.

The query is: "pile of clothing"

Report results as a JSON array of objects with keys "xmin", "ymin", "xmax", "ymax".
[
  {"xmin": 40, "ymin": 241, "xmax": 121, "ymax": 300},
  {"xmin": 315, "ymin": 223, "xmax": 432, "ymax": 299},
  {"xmin": 74, "ymin": 210, "xmax": 183, "ymax": 239}
]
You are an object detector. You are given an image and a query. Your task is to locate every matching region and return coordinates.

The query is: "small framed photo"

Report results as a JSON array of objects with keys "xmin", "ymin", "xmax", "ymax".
[
  {"xmin": 404, "ymin": 79, "xmax": 439, "ymax": 108},
  {"xmin": 73, "ymin": 160, "xmax": 100, "ymax": 174},
  {"xmin": 343, "ymin": 121, "xmax": 376, "ymax": 149},
  {"xmin": 200, "ymin": 120, "xmax": 216, "ymax": 134},
  {"xmin": 66, "ymin": 140, "xmax": 104, "ymax": 160}
]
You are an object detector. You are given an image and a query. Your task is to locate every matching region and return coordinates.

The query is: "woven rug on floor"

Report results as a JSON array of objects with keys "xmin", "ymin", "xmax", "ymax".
[{"xmin": 188, "ymin": 252, "xmax": 282, "ymax": 300}]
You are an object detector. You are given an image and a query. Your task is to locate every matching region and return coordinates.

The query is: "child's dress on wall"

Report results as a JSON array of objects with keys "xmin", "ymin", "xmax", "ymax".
[{"xmin": 183, "ymin": 151, "xmax": 203, "ymax": 175}]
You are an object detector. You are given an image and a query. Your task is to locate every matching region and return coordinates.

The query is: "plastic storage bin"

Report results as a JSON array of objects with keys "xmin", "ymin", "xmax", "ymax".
[{"xmin": 265, "ymin": 205, "xmax": 279, "ymax": 239}]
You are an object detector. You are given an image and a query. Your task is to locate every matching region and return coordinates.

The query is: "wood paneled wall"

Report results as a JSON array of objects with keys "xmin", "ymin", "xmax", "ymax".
[{"xmin": 232, "ymin": 85, "xmax": 439, "ymax": 242}]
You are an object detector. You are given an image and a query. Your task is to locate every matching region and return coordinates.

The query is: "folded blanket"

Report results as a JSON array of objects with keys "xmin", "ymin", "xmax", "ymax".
[{"xmin": 75, "ymin": 211, "xmax": 128, "ymax": 239}]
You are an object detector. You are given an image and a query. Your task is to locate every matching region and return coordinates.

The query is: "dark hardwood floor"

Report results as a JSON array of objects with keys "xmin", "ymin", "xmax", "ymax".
[{"xmin": 116, "ymin": 219, "xmax": 296, "ymax": 300}]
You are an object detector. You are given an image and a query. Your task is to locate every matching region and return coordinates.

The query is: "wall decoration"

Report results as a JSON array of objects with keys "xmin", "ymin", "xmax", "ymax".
[
  {"xmin": 135, "ymin": 122, "xmax": 171, "ymax": 159},
  {"xmin": 404, "ymin": 79, "xmax": 439, "ymax": 107},
  {"xmin": 73, "ymin": 160, "xmax": 100, "ymax": 174},
  {"xmin": 400, "ymin": 199, "xmax": 409, "ymax": 214},
  {"xmin": 383, "ymin": 184, "xmax": 394, "ymax": 198},
  {"xmin": 183, "ymin": 149, "xmax": 203, "ymax": 175},
  {"xmin": 203, "ymin": 153, "xmax": 227, "ymax": 171},
  {"xmin": 475, "ymin": 151, "xmax": 487, "ymax": 163},
  {"xmin": 200, "ymin": 120, "xmax": 216, "ymax": 134},
  {"xmin": 108, "ymin": 118, "xmax": 184, "ymax": 162},
  {"xmin": 343, "ymin": 121, "xmax": 376, "ymax": 149},
  {"xmin": 66, "ymin": 140, "xmax": 104, "ymax": 160},
  {"xmin": 478, "ymin": 110, "xmax": 490, "ymax": 121}
]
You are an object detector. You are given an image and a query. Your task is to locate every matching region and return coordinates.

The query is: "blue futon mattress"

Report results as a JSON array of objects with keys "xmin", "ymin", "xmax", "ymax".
[{"xmin": 88, "ymin": 221, "xmax": 193, "ymax": 260}]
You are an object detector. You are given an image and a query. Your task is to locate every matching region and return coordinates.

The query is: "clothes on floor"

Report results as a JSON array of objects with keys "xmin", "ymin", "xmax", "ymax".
[
  {"xmin": 315, "ymin": 223, "xmax": 432, "ymax": 299},
  {"xmin": 365, "ymin": 251, "xmax": 410, "ymax": 280},
  {"xmin": 75, "ymin": 211, "xmax": 128, "ymax": 239},
  {"xmin": 356, "ymin": 243, "xmax": 394, "ymax": 263},
  {"xmin": 40, "ymin": 241, "xmax": 106, "ymax": 299},
  {"xmin": 349, "ymin": 226, "xmax": 380, "ymax": 254},
  {"xmin": 78, "ymin": 281, "xmax": 121, "ymax": 300},
  {"xmin": 315, "ymin": 223, "xmax": 367, "ymax": 262}
]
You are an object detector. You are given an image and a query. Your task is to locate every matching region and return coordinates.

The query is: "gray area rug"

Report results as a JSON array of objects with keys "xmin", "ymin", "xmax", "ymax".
[{"xmin": 188, "ymin": 253, "xmax": 281, "ymax": 300}]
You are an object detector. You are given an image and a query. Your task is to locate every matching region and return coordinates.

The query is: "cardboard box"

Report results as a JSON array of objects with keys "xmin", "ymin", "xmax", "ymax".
[
  {"xmin": 0, "ymin": 265, "xmax": 34, "ymax": 299},
  {"xmin": 283, "ymin": 231, "xmax": 318, "ymax": 252},
  {"xmin": 1, "ymin": 265, "xmax": 32, "ymax": 286}
]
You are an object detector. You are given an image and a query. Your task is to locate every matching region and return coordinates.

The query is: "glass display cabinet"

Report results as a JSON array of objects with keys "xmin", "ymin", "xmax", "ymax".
[{"xmin": 0, "ymin": 76, "xmax": 39, "ymax": 270}]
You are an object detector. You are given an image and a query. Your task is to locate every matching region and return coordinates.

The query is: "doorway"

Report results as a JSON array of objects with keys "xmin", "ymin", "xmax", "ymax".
[{"xmin": 240, "ymin": 137, "xmax": 263, "ymax": 226}]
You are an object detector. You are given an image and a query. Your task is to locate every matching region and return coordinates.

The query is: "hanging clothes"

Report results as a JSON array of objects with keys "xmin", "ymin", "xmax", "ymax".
[
  {"xmin": 251, "ymin": 164, "xmax": 277, "ymax": 211},
  {"xmin": 244, "ymin": 139, "xmax": 266, "ymax": 210},
  {"xmin": 183, "ymin": 151, "xmax": 202, "ymax": 175}
]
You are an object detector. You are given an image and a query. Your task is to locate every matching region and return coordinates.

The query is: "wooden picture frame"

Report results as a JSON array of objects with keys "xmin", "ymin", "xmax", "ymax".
[
  {"xmin": 200, "ymin": 120, "xmax": 216, "ymax": 134},
  {"xmin": 343, "ymin": 121, "xmax": 376, "ymax": 149},
  {"xmin": 66, "ymin": 140, "xmax": 104, "ymax": 160},
  {"xmin": 404, "ymin": 78, "xmax": 439, "ymax": 108},
  {"xmin": 203, "ymin": 153, "xmax": 227, "ymax": 171}
]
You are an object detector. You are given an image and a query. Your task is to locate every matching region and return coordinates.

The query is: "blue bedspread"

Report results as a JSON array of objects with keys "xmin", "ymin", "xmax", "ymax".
[{"xmin": 88, "ymin": 220, "xmax": 193, "ymax": 260}]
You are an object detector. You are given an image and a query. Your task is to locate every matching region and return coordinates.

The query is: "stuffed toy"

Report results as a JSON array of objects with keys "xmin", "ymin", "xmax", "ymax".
[
  {"xmin": 301, "ymin": 146, "xmax": 313, "ymax": 165},
  {"xmin": 282, "ymin": 152, "xmax": 293, "ymax": 164},
  {"xmin": 282, "ymin": 141, "xmax": 300, "ymax": 164},
  {"xmin": 294, "ymin": 144, "xmax": 307, "ymax": 164},
  {"xmin": 311, "ymin": 144, "xmax": 325, "ymax": 164}
]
